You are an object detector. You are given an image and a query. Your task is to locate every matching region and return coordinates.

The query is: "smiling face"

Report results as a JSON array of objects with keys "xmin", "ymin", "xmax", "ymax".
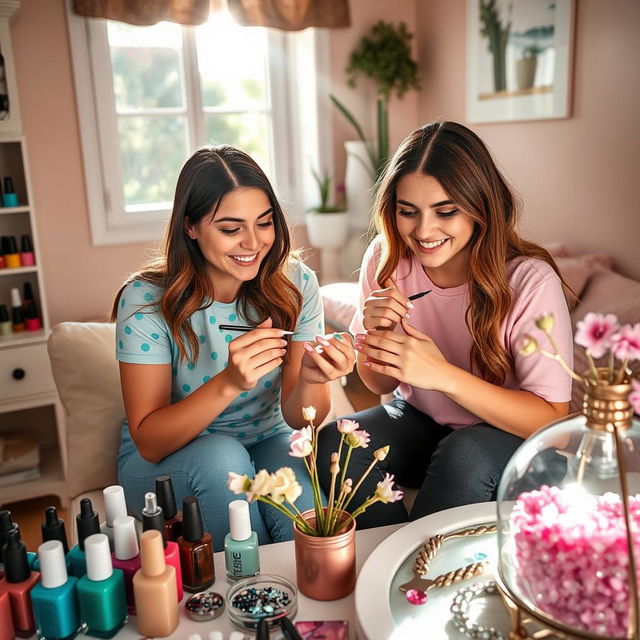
[
  {"xmin": 185, "ymin": 186, "xmax": 275, "ymax": 301},
  {"xmin": 395, "ymin": 172, "xmax": 475, "ymax": 288}
]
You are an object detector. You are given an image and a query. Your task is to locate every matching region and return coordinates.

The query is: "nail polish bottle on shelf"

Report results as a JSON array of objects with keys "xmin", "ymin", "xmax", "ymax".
[
  {"xmin": 25, "ymin": 300, "xmax": 42, "ymax": 331},
  {"xmin": 0, "ymin": 304, "xmax": 11, "ymax": 335},
  {"xmin": 10, "ymin": 287, "xmax": 24, "ymax": 333},
  {"xmin": 4, "ymin": 236, "xmax": 19, "ymax": 268},
  {"xmin": 155, "ymin": 476, "xmax": 183, "ymax": 542},
  {"xmin": 77, "ymin": 534, "xmax": 127, "ymax": 638},
  {"xmin": 42, "ymin": 507, "xmax": 69, "ymax": 555},
  {"xmin": 19, "ymin": 234, "xmax": 34, "ymax": 266},
  {"xmin": 23, "ymin": 281, "xmax": 34, "ymax": 304},
  {"xmin": 0, "ymin": 238, "xmax": 4, "ymax": 269},
  {"xmin": 224, "ymin": 499, "xmax": 260, "ymax": 581},
  {"xmin": 2, "ymin": 177, "xmax": 18, "ymax": 207},
  {"xmin": 110, "ymin": 516, "xmax": 140, "ymax": 615},
  {"xmin": 141, "ymin": 492, "xmax": 183, "ymax": 601},
  {"xmin": 0, "ymin": 530, "xmax": 40, "ymax": 637},
  {"xmin": 0, "ymin": 590, "xmax": 15, "ymax": 640},
  {"xmin": 177, "ymin": 497, "xmax": 214, "ymax": 592},
  {"xmin": 133, "ymin": 530, "xmax": 178, "ymax": 637},
  {"xmin": 31, "ymin": 540, "xmax": 80, "ymax": 640},
  {"xmin": 101, "ymin": 486, "xmax": 127, "ymax": 552},
  {"xmin": 68, "ymin": 499, "xmax": 100, "ymax": 578}
]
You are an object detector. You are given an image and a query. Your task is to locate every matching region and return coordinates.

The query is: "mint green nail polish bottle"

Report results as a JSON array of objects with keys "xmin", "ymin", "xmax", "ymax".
[{"xmin": 224, "ymin": 500, "xmax": 260, "ymax": 581}]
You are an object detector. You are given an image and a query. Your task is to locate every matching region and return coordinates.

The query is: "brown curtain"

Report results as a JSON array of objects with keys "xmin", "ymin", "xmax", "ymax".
[
  {"xmin": 72, "ymin": 0, "xmax": 211, "ymax": 26},
  {"xmin": 227, "ymin": 0, "xmax": 350, "ymax": 30}
]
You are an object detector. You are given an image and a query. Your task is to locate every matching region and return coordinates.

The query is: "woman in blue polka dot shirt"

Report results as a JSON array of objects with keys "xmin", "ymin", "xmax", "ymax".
[{"xmin": 111, "ymin": 146, "xmax": 355, "ymax": 549}]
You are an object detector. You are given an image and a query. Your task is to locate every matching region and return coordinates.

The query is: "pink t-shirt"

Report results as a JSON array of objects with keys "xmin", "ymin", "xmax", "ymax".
[{"xmin": 349, "ymin": 240, "xmax": 573, "ymax": 429}]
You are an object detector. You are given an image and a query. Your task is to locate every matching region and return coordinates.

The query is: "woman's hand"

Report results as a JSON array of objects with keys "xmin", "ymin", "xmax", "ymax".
[
  {"xmin": 222, "ymin": 318, "xmax": 288, "ymax": 393},
  {"xmin": 299, "ymin": 333, "xmax": 356, "ymax": 384},
  {"xmin": 362, "ymin": 285, "xmax": 414, "ymax": 331},
  {"xmin": 354, "ymin": 319, "xmax": 450, "ymax": 391}
]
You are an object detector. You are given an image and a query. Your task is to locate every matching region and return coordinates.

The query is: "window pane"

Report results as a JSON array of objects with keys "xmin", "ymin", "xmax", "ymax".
[
  {"xmin": 204, "ymin": 113, "xmax": 270, "ymax": 175},
  {"xmin": 118, "ymin": 116, "xmax": 188, "ymax": 208},
  {"xmin": 196, "ymin": 14, "xmax": 268, "ymax": 109},
  {"xmin": 108, "ymin": 21, "xmax": 184, "ymax": 110}
]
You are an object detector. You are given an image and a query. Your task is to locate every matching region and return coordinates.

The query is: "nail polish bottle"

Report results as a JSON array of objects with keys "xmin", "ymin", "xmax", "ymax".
[
  {"xmin": 101, "ymin": 486, "xmax": 127, "ymax": 552},
  {"xmin": 2, "ymin": 177, "xmax": 18, "ymax": 207},
  {"xmin": 10, "ymin": 287, "xmax": 23, "ymax": 333},
  {"xmin": 133, "ymin": 530, "xmax": 178, "ymax": 637},
  {"xmin": 42, "ymin": 507, "xmax": 69, "ymax": 555},
  {"xmin": 110, "ymin": 516, "xmax": 140, "ymax": 615},
  {"xmin": 76, "ymin": 534, "xmax": 127, "ymax": 638},
  {"xmin": 31, "ymin": 540, "xmax": 80, "ymax": 640},
  {"xmin": 68, "ymin": 499, "xmax": 100, "ymax": 578},
  {"xmin": 0, "ymin": 239, "xmax": 4, "ymax": 268},
  {"xmin": 0, "ymin": 530, "xmax": 40, "ymax": 637},
  {"xmin": 177, "ymin": 497, "xmax": 214, "ymax": 593},
  {"xmin": 24, "ymin": 299, "xmax": 42, "ymax": 331},
  {"xmin": 4, "ymin": 236, "xmax": 19, "ymax": 268},
  {"xmin": 224, "ymin": 499, "xmax": 260, "ymax": 581},
  {"xmin": 0, "ymin": 304, "xmax": 11, "ymax": 335},
  {"xmin": 0, "ymin": 509, "xmax": 17, "ymax": 565},
  {"xmin": 155, "ymin": 475, "xmax": 183, "ymax": 542},
  {"xmin": 0, "ymin": 590, "xmax": 15, "ymax": 640},
  {"xmin": 141, "ymin": 492, "xmax": 183, "ymax": 601},
  {"xmin": 19, "ymin": 234, "xmax": 34, "ymax": 266},
  {"xmin": 23, "ymin": 281, "xmax": 34, "ymax": 305}
]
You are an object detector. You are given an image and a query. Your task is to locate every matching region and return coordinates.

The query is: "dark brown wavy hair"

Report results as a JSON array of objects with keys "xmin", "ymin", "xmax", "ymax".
[
  {"xmin": 111, "ymin": 145, "xmax": 302, "ymax": 363},
  {"xmin": 373, "ymin": 121, "xmax": 568, "ymax": 385}
]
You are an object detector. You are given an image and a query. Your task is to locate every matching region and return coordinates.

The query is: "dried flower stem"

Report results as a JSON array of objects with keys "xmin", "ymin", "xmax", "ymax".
[
  {"xmin": 257, "ymin": 496, "xmax": 314, "ymax": 535},
  {"xmin": 324, "ymin": 461, "xmax": 339, "ymax": 535},
  {"xmin": 341, "ymin": 458, "xmax": 378, "ymax": 512},
  {"xmin": 539, "ymin": 348, "xmax": 584, "ymax": 383},
  {"xmin": 615, "ymin": 358, "xmax": 630, "ymax": 384}
]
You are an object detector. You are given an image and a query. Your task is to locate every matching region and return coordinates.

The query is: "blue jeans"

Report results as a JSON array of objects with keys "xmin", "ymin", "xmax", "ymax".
[{"xmin": 118, "ymin": 432, "xmax": 317, "ymax": 551}]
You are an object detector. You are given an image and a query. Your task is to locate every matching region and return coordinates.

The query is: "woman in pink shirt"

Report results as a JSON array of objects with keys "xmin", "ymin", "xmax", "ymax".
[{"xmin": 318, "ymin": 122, "xmax": 573, "ymax": 526}]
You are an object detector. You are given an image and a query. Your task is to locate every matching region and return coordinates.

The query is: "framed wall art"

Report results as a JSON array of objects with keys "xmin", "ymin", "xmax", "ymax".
[{"xmin": 466, "ymin": 0, "xmax": 575, "ymax": 123}]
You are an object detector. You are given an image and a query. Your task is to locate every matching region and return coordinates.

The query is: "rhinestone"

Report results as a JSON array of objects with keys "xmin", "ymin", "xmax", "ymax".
[{"xmin": 406, "ymin": 588, "xmax": 428, "ymax": 605}]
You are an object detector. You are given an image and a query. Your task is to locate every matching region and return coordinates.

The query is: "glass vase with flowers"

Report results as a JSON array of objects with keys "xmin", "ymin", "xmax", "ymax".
[
  {"xmin": 495, "ymin": 312, "xmax": 640, "ymax": 639},
  {"xmin": 228, "ymin": 407, "xmax": 403, "ymax": 600}
]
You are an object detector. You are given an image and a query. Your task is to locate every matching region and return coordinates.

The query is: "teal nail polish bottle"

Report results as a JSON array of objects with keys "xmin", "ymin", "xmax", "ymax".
[
  {"xmin": 224, "ymin": 500, "xmax": 260, "ymax": 581},
  {"xmin": 77, "ymin": 534, "xmax": 127, "ymax": 638},
  {"xmin": 31, "ymin": 540, "xmax": 81, "ymax": 640},
  {"xmin": 68, "ymin": 499, "xmax": 100, "ymax": 578}
]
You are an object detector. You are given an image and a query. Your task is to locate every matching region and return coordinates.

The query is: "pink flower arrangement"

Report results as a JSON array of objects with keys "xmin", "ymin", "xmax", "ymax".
[
  {"xmin": 227, "ymin": 408, "xmax": 402, "ymax": 536},
  {"xmin": 520, "ymin": 312, "xmax": 640, "ymax": 413}
]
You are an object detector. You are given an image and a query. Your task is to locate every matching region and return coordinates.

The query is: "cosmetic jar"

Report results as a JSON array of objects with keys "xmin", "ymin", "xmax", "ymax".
[
  {"xmin": 227, "ymin": 573, "xmax": 297, "ymax": 632},
  {"xmin": 184, "ymin": 591, "xmax": 225, "ymax": 621}
]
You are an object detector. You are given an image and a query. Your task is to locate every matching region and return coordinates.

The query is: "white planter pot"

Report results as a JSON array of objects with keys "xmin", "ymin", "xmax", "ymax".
[
  {"xmin": 305, "ymin": 211, "xmax": 350, "ymax": 249},
  {"xmin": 344, "ymin": 140, "xmax": 375, "ymax": 231}
]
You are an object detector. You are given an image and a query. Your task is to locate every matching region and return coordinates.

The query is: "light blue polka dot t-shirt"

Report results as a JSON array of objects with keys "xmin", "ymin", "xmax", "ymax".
[{"xmin": 115, "ymin": 260, "xmax": 324, "ymax": 456}]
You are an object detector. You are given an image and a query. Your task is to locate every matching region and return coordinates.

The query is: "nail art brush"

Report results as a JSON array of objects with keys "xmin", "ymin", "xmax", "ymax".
[
  {"xmin": 408, "ymin": 290, "xmax": 432, "ymax": 301},
  {"xmin": 280, "ymin": 615, "xmax": 304, "ymax": 640},
  {"xmin": 218, "ymin": 324, "xmax": 294, "ymax": 335},
  {"xmin": 256, "ymin": 617, "xmax": 270, "ymax": 640}
]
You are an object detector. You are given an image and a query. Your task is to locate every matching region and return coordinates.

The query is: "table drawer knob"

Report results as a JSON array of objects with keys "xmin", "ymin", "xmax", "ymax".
[{"xmin": 12, "ymin": 368, "xmax": 26, "ymax": 380}]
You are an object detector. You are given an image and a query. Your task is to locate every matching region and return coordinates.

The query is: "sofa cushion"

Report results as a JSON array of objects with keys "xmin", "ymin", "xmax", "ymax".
[
  {"xmin": 556, "ymin": 253, "xmax": 613, "ymax": 307},
  {"xmin": 47, "ymin": 322, "xmax": 124, "ymax": 501},
  {"xmin": 321, "ymin": 281, "xmax": 359, "ymax": 332}
]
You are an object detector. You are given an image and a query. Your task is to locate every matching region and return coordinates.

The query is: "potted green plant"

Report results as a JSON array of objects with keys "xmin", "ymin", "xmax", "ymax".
[
  {"xmin": 305, "ymin": 167, "xmax": 349, "ymax": 250},
  {"xmin": 330, "ymin": 20, "xmax": 420, "ymax": 182},
  {"xmin": 516, "ymin": 44, "xmax": 542, "ymax": 90}
]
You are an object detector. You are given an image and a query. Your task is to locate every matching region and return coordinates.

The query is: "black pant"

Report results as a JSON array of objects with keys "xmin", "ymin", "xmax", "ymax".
[{"xmin": 317, "ymin": 397, "xmax": 526, "ymax": 529}]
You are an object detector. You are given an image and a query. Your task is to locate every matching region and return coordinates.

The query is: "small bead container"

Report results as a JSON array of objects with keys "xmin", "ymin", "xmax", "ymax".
[
  {"xmin": 184, "ymin": 591, "xmax": 225, "ymax": 621},
  {"xmin": 226, "ymin": 573, "xmax": 297, "ymax": 632}
]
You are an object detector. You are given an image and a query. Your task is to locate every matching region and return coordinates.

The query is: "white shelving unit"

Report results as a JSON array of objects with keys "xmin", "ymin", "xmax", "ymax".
[{"xmin": 0, "ymin": 5, "xmax": 67, "ymax": 508}]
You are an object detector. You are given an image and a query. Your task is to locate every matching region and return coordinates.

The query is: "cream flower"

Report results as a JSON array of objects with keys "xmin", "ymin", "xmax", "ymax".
[
  {"xmin": 270, "ymin": 467, "xmax": 302, "ymax": 504},
  {"xmin": 337, "ymin": 418, "xmax": 359, "ymax": 434},
  {"xmin": 227, "ymin": 472, "xmax": 251, "ymax": 494},
  {"xmin": 375, "ymin": 473, "xmax": 404, "ymax": 504},
  {"xmin": 330, "ymin": 452, "xmax": 340, "ymax": 475},
  {"xmin": 246, "ymin": 469, "xmax": 274, "ymax": 502},
  {"xmin": 289, "ymin": 426, "xmax": 313, "ymax": 457},
  {"xmin": 345, "ymin": 429, "xmax": 370, "ymax": 449},
  {"xmin": 535, "ymin": 313, "xmax": 555, "ymax": 333},
  {"xmin": 374, "ymin": 445, "xmax": 390, "ymax": 461},
  {"xmin": 302, "ymin": 406, "xmax": 316, "ymax": 423},
  {"xmin": 518, "ymin": 335, "xmax": 538, "ymax": 356}
]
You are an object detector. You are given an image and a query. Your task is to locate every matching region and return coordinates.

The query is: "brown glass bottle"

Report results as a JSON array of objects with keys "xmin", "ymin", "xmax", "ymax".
[
  {"xmin": 155, "ymin": 476, "xmax": 183, "ymax": 542},
  {"xmin": 177, "ymin": 497, "xmax": 214, "ymax": 592}
]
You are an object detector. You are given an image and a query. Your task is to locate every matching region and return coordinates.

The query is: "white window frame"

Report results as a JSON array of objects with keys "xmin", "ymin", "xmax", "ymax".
[{"xmin": 66, "ymin": 3, "xmax": 332, "ymax": 246}]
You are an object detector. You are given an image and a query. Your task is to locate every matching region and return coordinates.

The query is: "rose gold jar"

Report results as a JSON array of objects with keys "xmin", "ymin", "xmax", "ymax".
[{"xmin": 293, "ymin": 510, "xmax": 356, "ymax": 601}]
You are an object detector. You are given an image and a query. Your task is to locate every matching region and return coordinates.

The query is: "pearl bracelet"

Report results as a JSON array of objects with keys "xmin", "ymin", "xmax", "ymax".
[{"xmin": 449, "ymin": 581, "xmax": 505, "ymax": 640}]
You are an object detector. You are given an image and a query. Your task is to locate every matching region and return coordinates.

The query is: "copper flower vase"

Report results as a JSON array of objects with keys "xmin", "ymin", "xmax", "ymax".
[{"xmin": 293, "ymin": 509, "xmax": 356, "ymax": 601}]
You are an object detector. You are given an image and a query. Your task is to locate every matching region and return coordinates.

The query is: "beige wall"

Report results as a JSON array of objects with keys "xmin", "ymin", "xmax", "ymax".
[
  {"xmin": 10, "ymin": 0, "xmax": 640, "ymax": 329},
  {"xmin": 416, "ymin": 0, "xmax": 640, "ymax": 280}
]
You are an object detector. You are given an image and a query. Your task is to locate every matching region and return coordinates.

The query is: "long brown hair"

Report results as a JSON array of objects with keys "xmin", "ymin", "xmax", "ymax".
[
  {"xmin": 111, "ymin": 145, "xmax": 302, "ymax": 363},
  {"xmin": 374, "ymin": 121, "xmax": 567, "ymax": 385}
]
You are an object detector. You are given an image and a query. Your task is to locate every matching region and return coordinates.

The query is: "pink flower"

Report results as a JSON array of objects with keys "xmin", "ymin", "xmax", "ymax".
[
  {"xmin": 375, "ymin": 473, "xmax": 404, "ymax": 503},
  {"xmin": 345, "ymin": 429, "xmax": 370, "ymax": 448},
  {"xmin": 630, "ymin": 379, "xmax": 640, "ymax": 416},
  {"xmin": 337, "ymin": 418, "xmax": 359, "ymax": 434},
  {"xmin": 289, "ymin": 426, "xmax": 313, "ymax": 457},
  {"xmin": 574, "ymin": 312, "xmax": 619, "ymax": 358},
  {"xmin": 611, "ymin": 323, "xmax": 640, "ymax": 362}
]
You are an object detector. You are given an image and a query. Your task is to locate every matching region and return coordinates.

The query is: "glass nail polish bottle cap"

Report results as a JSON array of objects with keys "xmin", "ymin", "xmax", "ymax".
[
  {"xmin": 155, "ymin": 476, "xmax": 178, "ymax": 520},
  {"xmin": 10, "ymin": 287, "xmax": 21, "ymax": 308},
  {"xmin": 23, "ymin": 282, "xmax": 34, "ymax": 302},
  {"xmin": 103, "ymin": 485, "xmax": 127, "ymax": 527},
  {"xmin": 76, "ymin": 498, "xmax": 100, "ymax": 551},
  {"xmin": 229, "ymin": 500, "xmax": 251, "ymax": 542},
  {"xmin": 38, "ymin": 540, "xmax": 68, "ymax": 588},
  {"xmin": 20, "ymin": 235, "xmax": 32, "ymax": 252},
  {"xmin": 139, "ymin": 529, "xmax": 166, "ymax": 577},
  {"xmin": 113, "ymin": 515, "xmax": 139, "ymax": 560},
  {"xmin": 85, "ymin": 534, "xmax": 113, "ymax": 581},
  {"xmin": 0, "ymin": 305, "xmax": 8, "ymax": 323},
  {"xmin": 42, "ymin": 506, "xmax": 68, "ymax": 554},
  {"xmin": 3, "ymin": 530, "xmax": 30, "ymax": 582},
  {"xmin": 5, "ymin": 237, "xmax": 16, "ymax": 254},
  {"xmin": 182, "ymin": 497, "xmax": 205, "ymax": 542},
  {"xmin": 3, "ymin": 177, "xmax": 14, "ymax": 193}
]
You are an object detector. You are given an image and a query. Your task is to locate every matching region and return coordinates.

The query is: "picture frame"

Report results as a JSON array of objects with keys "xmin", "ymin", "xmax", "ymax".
[
  {"xmin": 0, "ymin": 18, "xmax": 21, "ymax": 136},
  {"xmin": 466, "ymin": 0, "xmax": 575, "ymax": 124}
]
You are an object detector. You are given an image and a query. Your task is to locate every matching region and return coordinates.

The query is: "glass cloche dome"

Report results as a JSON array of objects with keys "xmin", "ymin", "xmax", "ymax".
[{"xmin": 496, "ymin": 375, "xmax": 640, "ymax": 639}]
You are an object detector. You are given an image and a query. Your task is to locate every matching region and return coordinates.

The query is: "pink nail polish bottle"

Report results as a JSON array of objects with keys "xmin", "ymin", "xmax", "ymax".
[{"xmin": 111, "ymin": 516, "xmax": 140, "ymax": 614}]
